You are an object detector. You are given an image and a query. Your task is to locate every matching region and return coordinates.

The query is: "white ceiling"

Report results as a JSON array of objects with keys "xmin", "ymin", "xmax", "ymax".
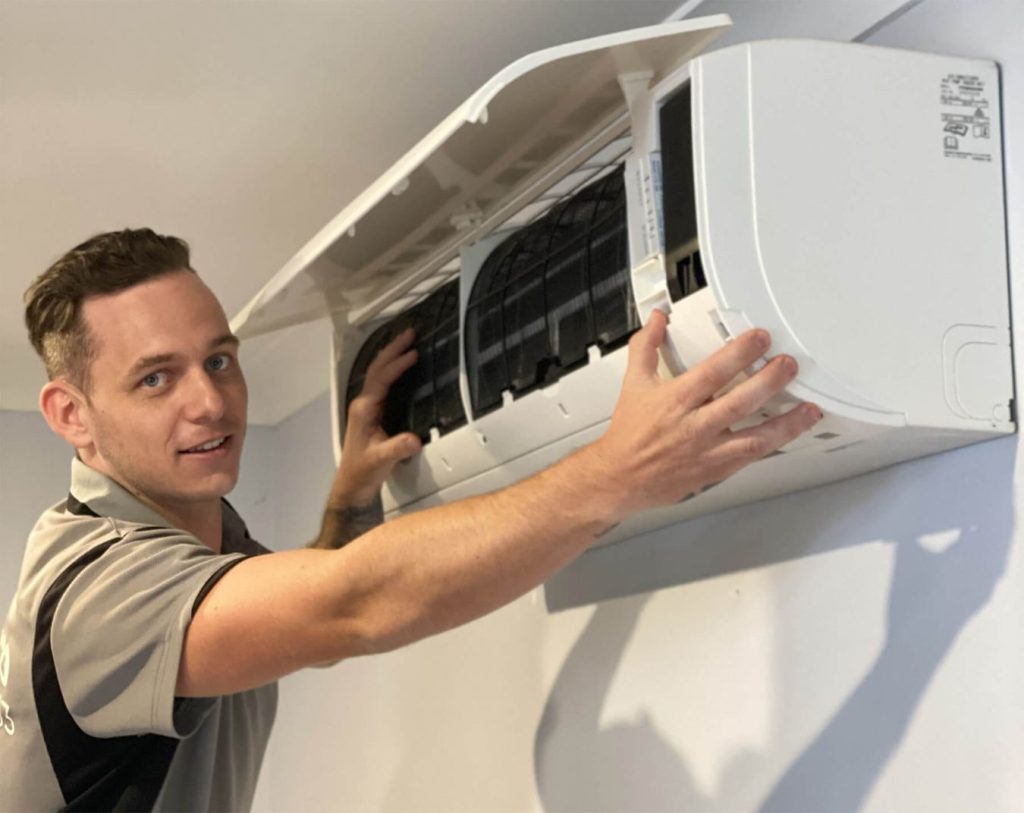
[{"xmin": 0, "ymin": 0, "xmax": 684, "ymax": 424}]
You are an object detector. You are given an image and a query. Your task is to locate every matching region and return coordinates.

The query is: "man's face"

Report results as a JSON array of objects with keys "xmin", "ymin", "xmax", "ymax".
[{"xmin": 78, "ymin": 269, "xmax": 247, "ymax": 509}]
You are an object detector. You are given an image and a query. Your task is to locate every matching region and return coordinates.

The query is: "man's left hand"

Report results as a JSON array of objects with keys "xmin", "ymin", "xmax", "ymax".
[{"xmin": 328, "ymin": 328, "xmax": 422, "ymax": 509}]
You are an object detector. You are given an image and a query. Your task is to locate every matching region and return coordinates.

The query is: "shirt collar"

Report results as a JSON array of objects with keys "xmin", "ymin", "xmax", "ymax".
[
  {"xmin": 69, "ymin": 457, "xmax": 174, "ymax": 529},
  {"xmin": 67, "ymin": 458, "xmax": 253, "ymax": 552}
]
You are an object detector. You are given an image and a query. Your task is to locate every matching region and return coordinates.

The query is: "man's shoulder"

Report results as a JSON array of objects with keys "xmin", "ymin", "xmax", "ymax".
[
  {"xmin": 21, "ymin": 495, "xmax": 192, "ymax": 589},
  {"xmin": 23, "ymin": 496, "xmax": 118, "ymax": 577},
  {"xmin": 34, "ymin": 493, "xmax": 192, "ymax": 548}
]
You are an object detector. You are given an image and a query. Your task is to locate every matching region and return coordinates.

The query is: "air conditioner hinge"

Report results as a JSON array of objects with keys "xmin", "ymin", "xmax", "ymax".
[{"xmin": 450, "ymin": 202, "xmax": 484, "ymax": 231}]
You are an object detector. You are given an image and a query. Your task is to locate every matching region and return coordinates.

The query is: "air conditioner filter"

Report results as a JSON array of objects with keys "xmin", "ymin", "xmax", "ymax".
[
  {"xmin": 465, "ymin": 166, "xmax": 638, "ymax": 417},
  {"xmin": 346, "ymin": 279, "xmax": 466, "ymax": 444}
]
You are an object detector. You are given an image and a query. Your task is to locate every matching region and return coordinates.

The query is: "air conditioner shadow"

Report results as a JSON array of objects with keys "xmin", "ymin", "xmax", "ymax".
[
  {"xmin": 534, "ymin": 436, "xmax": 1016, "ymax": 811},
  {"xmin": 758, "ymin": 437, "xmax": 1017, "ymax": 812},
  {"xmin": 544, "ymin": 438, "xmax": 1014, "ymax": 613}
]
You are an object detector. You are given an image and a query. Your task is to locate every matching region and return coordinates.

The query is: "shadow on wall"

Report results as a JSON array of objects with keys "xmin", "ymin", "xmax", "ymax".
[
  {"xmin": 534, "ymin": 593, "xmax": 701, "ymax": 812},
  {"xmin": 534, "ymin": 436, "xmax": 1017, "ymax": 812}
]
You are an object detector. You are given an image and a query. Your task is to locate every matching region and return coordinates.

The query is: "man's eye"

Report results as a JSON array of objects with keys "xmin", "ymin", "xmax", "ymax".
[
  {"xmin": 206, "ymin": 353, "xmax": 232, "ymax": 372},
  {"xmin": 141, "ymin": 372, "xmax": 167, "ymax": 388}
]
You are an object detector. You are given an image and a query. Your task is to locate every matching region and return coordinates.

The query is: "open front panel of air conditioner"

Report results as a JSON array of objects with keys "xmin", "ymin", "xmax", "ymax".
[{"xmin": 234, "ymin": 20, "xmax": 1014, "ymax": 548}]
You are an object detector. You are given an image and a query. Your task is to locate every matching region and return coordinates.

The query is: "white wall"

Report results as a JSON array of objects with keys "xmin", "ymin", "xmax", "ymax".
[{"xmin": 254, "ymin": 2, "xmax": 1024, "ymax": 812}]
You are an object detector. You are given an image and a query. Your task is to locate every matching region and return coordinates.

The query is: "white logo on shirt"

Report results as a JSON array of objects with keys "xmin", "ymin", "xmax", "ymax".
[
  {"xmin": 0, "ymin": 630, "xmax": 9, "ymax": 687},
  {"xmin": 0, "ymin": 630, "xmax": 14, "ymax": 736}
]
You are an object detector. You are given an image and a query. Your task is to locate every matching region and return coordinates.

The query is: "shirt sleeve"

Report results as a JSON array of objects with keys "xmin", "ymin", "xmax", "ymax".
[{"xmin": 50, "ymin": 525, "xmax": 249, "ymax": 739}]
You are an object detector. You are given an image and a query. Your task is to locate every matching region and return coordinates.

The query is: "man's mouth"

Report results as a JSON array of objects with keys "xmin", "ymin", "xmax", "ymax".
[{"xmin": 180, "ymin": 435, "xmax": 231, "ymax": 454}]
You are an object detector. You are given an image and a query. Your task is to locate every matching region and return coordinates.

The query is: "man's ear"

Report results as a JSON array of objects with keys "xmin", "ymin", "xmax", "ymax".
[{"xmin": 39, "ymin": 380, "xmax": 94, "ymax": 451}]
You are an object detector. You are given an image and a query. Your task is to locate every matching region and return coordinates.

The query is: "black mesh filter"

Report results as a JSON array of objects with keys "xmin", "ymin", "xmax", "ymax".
[
  {"xmin": 345, "ymin": 279, "xmax": 466, "ymax": 445},
  {"xmin": 466, "ymin": 166, "xmax": 638, "ymax": 418},
  {"xmin": 659, "ymin": 82, "xmax": 707, "ymax": 303}
]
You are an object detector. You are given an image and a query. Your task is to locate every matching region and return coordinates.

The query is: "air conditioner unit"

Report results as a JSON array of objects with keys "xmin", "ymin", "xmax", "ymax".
[{"xmin": 233, "ymin": 17, "xmax": 1014, "ymax": 547}]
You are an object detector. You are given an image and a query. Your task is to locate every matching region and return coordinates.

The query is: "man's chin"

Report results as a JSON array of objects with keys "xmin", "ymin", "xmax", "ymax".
[
  {"xmin": 195, "ymin": 471, "xmax": 240, "ymax": 500},
  {"xmin": 166, "ymin": 469, "xmax": 240, "ymax": 504}
]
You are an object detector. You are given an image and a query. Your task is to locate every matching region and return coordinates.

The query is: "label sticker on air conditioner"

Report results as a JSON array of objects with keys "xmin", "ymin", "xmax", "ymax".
[
  {"xmin": 939, "ymin": 73, "xmax": 992, "ymax": 163},
  {"xmin": 633, "ymin": 154, "xmax": 664, "ymax": 258}
]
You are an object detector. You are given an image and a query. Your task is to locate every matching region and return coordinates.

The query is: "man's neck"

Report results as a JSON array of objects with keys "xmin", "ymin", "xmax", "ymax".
[
  {"xmin": 123, "ymin": 485, "xmax": 224, "ymax": 553},
  {"xmin": 79, "ymin": 455, "xmax": 224, "ymax": 553},
  {"xmin": 147, "ymin": 498, "xmax": 224, "ymax": 554}
]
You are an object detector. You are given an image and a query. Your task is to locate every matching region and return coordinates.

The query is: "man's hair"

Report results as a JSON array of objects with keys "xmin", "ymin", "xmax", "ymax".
[{"xmin": 24, "ymin": 228, "xmax": 195, "ymax": 391}]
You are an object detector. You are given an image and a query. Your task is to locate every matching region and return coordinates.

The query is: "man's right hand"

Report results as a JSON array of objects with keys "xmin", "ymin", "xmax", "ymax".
[{"xmin": 587, "ymin": 309, "xmax": 822, "ymax": 521}]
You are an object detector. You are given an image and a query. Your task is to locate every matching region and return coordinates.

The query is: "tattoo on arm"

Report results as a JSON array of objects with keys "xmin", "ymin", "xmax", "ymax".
[{"xmin": 311, "ymin": 494, "xmax": 385, "ymax": 550}]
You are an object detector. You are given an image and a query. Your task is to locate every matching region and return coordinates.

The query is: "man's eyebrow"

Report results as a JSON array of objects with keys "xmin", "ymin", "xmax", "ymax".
[
  {"xmin": 127, "ymin": 353, "xmax": 178, "ymax": 378},
  {"xmin": 125, "ymin": 336, "xmax": 239, "ymax": 379},
  {"xmin": 211, "ymin": 333, "xmax": 240, "ymax": 349}
]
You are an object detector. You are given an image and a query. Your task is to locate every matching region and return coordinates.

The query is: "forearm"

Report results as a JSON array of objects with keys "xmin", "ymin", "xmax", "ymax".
[
  {"xmin": 328, "ymin": 443, "xmax": 622, "ymax": 653},
  {"xmin": 178, "ymin": 449, "xmax": 614, "ymax": 696},
  {"xmin": 310, "ymin": 493, "xmax": 384, "ymax": 550}
]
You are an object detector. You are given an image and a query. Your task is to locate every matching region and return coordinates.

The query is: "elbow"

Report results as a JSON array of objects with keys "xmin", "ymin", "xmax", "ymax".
[
  {"xmin": 321, "ymin": 549, "xmax": 453, "ymax": 658},
  {"xmin": 342, "ymin": 601, "xmax": 443, "ymax": 657}
]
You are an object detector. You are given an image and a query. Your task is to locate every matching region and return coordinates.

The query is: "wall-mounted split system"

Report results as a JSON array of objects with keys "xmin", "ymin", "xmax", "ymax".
[{"xmin": 233, "ymin": 16, "xmax": 1014, "ymax": 547}]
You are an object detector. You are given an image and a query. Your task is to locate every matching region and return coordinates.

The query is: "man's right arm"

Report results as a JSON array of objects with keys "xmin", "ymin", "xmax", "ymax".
[{"xmin": 176, "ymin": 311, "xmax": 821, "ymax": 697}]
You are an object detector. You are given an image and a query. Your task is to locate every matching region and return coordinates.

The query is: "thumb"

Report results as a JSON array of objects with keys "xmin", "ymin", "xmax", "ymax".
[
  {"xmin": 377, "ymin": 432, "xmax": 422, "ymax": 464},
  {"xmin": 626, "ymin": 308, "xmax": 667, "ymax": 384}
]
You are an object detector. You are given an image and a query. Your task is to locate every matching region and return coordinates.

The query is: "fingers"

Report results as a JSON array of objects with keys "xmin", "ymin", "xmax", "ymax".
[
  {"xmin": 366, "ymin": 325, "xmax": 417, "ymax": 384},
  {"xmin": 362, "ymin": 341, "xmax": 418, "ymax": 401},
  {"xmin": 347, "ymin": 349, "xmax": 414, "ymax": 428},
  {"xmin": 703, "ymin": 402, "xmax": 823, "ymax": 466},
  {"xmin": 366, "ymin": 328, "xmax": 417, "ymax": 379},
  {"xmin": 368, "ymin": 349, "xmax": 418, "ymax": 398},
  {"xmin": 673, "ymin": 329, "xmax": 770, "ymax": 411},
  {"xmin": 625, "ymin": 309, "xmax": 668, "ymax": 385},
  {"xmin": 699, "ymin": 353, "xmax": 798, "ymax": 431}
]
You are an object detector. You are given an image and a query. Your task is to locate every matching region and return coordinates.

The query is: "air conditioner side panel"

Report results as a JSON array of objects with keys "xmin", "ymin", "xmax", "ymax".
[{"xmin": 693, "ymin": 40, "xmax": 1012, "ymax": 430}]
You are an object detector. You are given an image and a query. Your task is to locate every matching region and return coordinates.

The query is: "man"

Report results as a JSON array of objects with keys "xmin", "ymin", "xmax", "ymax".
[{"xmin": 1, "ymin": 228, "xmax": 821, "ymax": 810}]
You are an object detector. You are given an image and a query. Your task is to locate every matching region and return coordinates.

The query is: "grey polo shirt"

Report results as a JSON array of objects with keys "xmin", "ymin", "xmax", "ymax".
[{"xmin": 0, "ymin": 458, "xmax": 278, "ymax": 811}]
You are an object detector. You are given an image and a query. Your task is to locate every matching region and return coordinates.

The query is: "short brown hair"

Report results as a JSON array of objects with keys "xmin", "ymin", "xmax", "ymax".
[{"xmin": 24, "ymin": 228, "xmax": 194, "ymax": 391}]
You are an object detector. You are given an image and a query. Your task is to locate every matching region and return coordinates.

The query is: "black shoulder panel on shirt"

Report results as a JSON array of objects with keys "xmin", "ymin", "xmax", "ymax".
[
  {"xmin": 190, "ymin": 556, "xmax": 248, "ymax": 617},
  {"xmin": 33, "ymin": 537, "xmax": 179, "ymax": 812},
  {"xmin": 221, "ymin": 498, "xmax": 272, "ymax": 556},
  {"xmin": 65, "ymin": 495, "xmax": 99, "ymax": 518}
]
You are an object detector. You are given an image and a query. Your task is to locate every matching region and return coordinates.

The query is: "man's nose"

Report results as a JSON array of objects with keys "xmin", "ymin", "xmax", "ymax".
[{"xmin": 182, "ymin": 368, "xmax": 226, "ymax": 422}]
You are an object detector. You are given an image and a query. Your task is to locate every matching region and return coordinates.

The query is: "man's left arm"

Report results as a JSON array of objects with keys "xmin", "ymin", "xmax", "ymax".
[{"xmin": 308, "ymin": 328, "xmax": 421, "ymax": 550}]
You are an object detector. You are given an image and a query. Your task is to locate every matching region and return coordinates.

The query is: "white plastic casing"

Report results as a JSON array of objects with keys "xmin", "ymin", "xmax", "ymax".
[{"xmin": 238, "ymin": 26, "xmax": 1014, "ymax": 548}]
